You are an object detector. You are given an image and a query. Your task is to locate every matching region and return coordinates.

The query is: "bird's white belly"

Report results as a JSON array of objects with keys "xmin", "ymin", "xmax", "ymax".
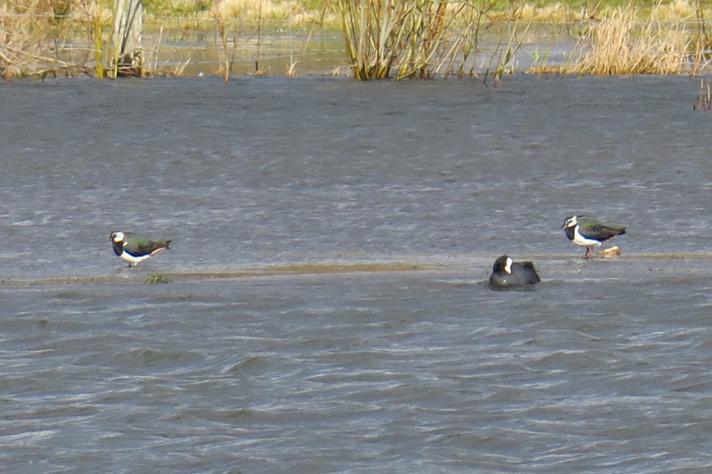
[
  {"xmin": 120, "ymin": 251, "xmax": 151, "ymax": 265},
  {"xmin": 572, "ymin": 227, "xmax": 601, "ymax": 247}
]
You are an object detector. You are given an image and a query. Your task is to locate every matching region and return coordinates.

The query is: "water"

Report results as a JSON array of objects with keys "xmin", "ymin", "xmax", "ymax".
[
  {"xmin": 1, "ymin": 76, "xmax": 712, "ymax": 473},
  {"xmin": 69, "ymin": 27, "xmax": 575, "ymax": 77},
  {"xmin": 149, "ymin": 32, "xmax": 348, "ymax": 77}
]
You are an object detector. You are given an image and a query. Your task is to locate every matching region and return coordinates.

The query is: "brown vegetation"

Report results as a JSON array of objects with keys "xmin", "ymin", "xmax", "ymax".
[
  {"xmin": 0, "ymin": 0, "xmax": 148, "ymax": 78},
  {"xmin": 530, "ymin": 1, "xmax": 711, "ymax": 75},
  {"xmin": 564, "ymin": 4, "xmax": 691, "ymax": 75},
  {"xmin": 334, "ymin": 0, "xmax": 455, "ymax": 79},
  {"xmin": 0, "ymin": 0, "xmax": 93, "ymax": 78},
  {"xmin": 333, "ymin": 0, "xmax": 529, "ymax": 81}
]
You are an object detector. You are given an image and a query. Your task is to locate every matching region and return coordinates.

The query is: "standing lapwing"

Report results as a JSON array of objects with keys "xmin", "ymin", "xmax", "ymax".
[
  {"xmin": 110, "ymin": 231, "xmax": 171, "ymax": 267},
  {"xmin": 562, "ymin": 215, "xmax": 625, "ymax": 259},
  {"xmin": 488, "ymin": 255, "xmax": 541, "ymax": 289}
]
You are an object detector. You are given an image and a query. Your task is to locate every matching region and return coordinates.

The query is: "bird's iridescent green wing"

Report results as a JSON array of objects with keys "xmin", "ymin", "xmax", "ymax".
[
  {"xmin": 125, "ymin": 235, "xmax": 170, "ymax": 256},
  {"xmin": 577, "ymin": 216, "xmax": 625, "ymax": 240}
]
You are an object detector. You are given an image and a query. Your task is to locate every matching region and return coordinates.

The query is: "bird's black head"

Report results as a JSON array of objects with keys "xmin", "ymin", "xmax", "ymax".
[
  {"xmin": 110, "ymin": 231, "xmax": 126, "ymax": 243},
  {"xmin": 562, "ymin": 215, "xmax": 579, "ymax": 229},
  {"xmin": 493, "ymin": 255, "xmax": 512, "ymax": 274},
  {"xmin": 109, "ymin": 231, "xmax": 127, "ymax": 257}
]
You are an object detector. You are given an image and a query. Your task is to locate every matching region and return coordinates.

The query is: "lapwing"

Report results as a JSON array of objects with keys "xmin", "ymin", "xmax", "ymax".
[
  {"xmin": 489, "ymin": 255, "xmax": 541, "ymax": 289},
  {"xmin": 110, "ymin": 231, "xmax": 171, "ymax": 267},
  {"xmin": 562, "ymin": 215, "xmax": 625, "ymax": 259}
]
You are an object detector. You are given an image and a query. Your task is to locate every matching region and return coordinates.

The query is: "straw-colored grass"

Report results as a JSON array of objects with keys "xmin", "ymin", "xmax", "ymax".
[
  {"xmin": 0, "ymin": 0, "xmax": 96, "ymax": 78},
  {"xmin": 650, "ymin": 0, "xmax": 696, "ymax": 22},
  {"xmin": 147, "ymin": 0, "xmax": 336, "ymax": 29},
  {"xmin": 531, "ymin": 3, "xmax": 695, "ymax": 75},
  {"xmin": 488, "ymin": 1, "xmax": 591, "ymax": 23},
  {"xmin": 214, "ymin": 0, "xmax": 300, "ymax": 22},
  {"xmin": 578, "ymin": 6, "xmax": 690, "ymax": 74}
]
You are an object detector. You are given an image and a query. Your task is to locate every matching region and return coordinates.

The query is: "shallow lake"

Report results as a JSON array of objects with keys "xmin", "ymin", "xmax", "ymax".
[{"xmin": 1, "ymin": 76, "xmax": 711, "ymax": 473}]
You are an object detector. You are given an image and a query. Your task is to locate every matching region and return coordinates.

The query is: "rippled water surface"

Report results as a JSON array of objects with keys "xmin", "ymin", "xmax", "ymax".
[{"xmin": 1, "ymin": 76, "xmax": 712, "ymax": 473}]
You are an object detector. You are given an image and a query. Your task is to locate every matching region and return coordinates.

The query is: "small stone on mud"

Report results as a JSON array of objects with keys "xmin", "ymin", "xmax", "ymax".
[{"xmin": 599, "ymin": 246, "xmax": 621, "ymax": 258}]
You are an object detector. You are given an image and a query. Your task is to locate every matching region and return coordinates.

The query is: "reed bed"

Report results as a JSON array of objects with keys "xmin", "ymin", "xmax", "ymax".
[
  {"xmin": 566, "ymin": 4, "xmax": 692, "ymax": 75},
  {"xmin": 530, "ymin": 2, "xmax": 709, "ymax": 75}
]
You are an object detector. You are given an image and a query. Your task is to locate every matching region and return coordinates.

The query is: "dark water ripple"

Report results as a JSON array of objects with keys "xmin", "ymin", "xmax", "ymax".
[
  {"xmin": 0, "ymin": 264, "xmax": 711, "ymax": 472},
  {"xmin": 2, "ymin": 76, "xmax": 712, "ymax": 472}
]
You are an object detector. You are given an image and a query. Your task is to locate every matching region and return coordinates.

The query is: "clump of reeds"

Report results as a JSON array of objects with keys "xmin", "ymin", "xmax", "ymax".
[
  {"xmin": 552, "ymin": 4, "xmax": 692, "ymax": 75},
  {"xmin": 334, "ymin": 0, "xmax": 462, "ymax": 80},
  {"xmin": 332, "ymin": 0, "xmax": 533, "ymax": 81}
]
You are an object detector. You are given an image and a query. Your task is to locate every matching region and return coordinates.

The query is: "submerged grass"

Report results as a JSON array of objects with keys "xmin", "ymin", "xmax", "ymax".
[{"xmin": 145, "ymin": 273, "xmax": 172, "ymax": 284}]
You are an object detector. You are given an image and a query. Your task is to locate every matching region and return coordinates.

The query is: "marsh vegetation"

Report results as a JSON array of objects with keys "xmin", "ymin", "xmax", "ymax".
[{"xmin": 1, "ymin": 0, "xmax": 712, "ymax": 79}]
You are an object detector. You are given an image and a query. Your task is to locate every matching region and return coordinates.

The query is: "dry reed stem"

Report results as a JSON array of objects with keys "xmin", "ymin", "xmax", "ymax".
[{"xmin": 212, "ymin": 0, "xmax": 235, "ymax": 84}]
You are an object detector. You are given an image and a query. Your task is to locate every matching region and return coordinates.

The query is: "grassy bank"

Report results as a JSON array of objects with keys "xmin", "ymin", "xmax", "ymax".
[
  {"xmin": 137, "ymin": 0, "xmax": 712, "ymax": 31},
  {"xmin": 3, "ymin": 0, "xmax": 709, "ymax": 34}
]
